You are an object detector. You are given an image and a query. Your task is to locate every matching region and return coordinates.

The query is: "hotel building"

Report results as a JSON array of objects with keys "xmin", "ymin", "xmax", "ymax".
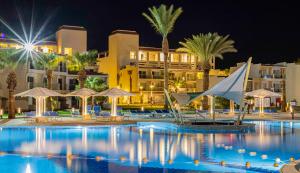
[
  {"xmin": 286, "ymin": 62, "xmax": 300, "ymax": 105},
  {"xmin": 0, "ymin": 25, "xmax": 106, "ymax": 111},
  {"xmin": 98, "ymin": 30, "xmax": 227, "ymax": 106},
  {"xmin": 230, "ymin": 62, "xmax": 286, "ymax": 107}
]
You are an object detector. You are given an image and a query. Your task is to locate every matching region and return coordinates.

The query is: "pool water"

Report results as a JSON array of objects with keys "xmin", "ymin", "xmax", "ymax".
[{"xmin": 0, "ymin": 121, "xmax": 298, "ymax": 173}]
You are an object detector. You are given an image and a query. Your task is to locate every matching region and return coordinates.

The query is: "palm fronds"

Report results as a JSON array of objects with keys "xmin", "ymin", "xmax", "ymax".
[
  {"xmin": 142, "ymin": 4, "xmax": 183, "ymax": 38},
  {"xmin": 178, "ymin": 33, "xmax": 237, "ymax": 67}
]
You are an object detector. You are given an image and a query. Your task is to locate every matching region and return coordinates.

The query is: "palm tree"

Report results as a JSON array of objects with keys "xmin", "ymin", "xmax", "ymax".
[
  {"xmin": 84, "ymin": 76, "xmax": 107, "ymax": 92},
  {"xmin": 36, "ymin": 53, "xmax": 64, "ymax": 89},
  {"xmin": 127, "ymin": 70, "xmax": 133, "ymax": 103},
  {"xmin": 67, "ymin": 50, "xmax": 98, "ymax": 89},
  {"xmin": 0, "ymin": 49, "xmax": 23, "ymax": 119},
  {"xmin": 177, "ymin": 33, "xmax": 237, "ymax": 110},
  {"xmin": 83, "ymin": 76, "xmax": 107, "ymax": 107},
  {"xmin": 170, "ymin": 78, "xmax": 186, "ymax": 93},
  {"xmin": 143, "ymin": 4, "xmax": 183, "ymax": 109}
]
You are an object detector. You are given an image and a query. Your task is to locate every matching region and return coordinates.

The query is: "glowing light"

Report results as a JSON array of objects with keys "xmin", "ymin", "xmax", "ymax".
[
  {"xmin": 24, "ymin": 43, "xmax": 34, "ymax": 52},
  {"xmin": 0, "ymin": 6, "xmax": 54, "ymax": 66}
]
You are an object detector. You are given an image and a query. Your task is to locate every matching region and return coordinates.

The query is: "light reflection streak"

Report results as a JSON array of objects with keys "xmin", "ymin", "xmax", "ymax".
[{"xmin": 0, "ymin": 4, "xmax": 55, "ymax": 67}]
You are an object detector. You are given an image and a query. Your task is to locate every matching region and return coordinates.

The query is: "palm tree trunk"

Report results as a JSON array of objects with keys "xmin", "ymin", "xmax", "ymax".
[
  {"xmin": 281, "ymin": 80, "xmax": 286, "ymax": 112},
  {"xmin": 46, "ymin": 70, "xmax": 53, "ymax": 89},
  {"xmin": 202, "ymin": 67, "xmax": 210, "ymax": 110},
  {"xmin": 7, "ymin": 71, "xmax": 17, "ymax": 119},
  {"xmin": 46, "ymin": 69, "xmax": 53, "ymax": 111},
  {"xmin": 162, "ymin": 37, "xmax": 169, "ymax": 109},
  {"xmin": 78, "ymin": 70, "xmax": 87, "ymax": 89}
]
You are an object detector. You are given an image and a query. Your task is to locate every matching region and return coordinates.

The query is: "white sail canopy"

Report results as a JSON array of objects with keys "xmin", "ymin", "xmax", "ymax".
[{"xmin": 189, "ymin": 60, "xmax": 250, "ymax": 105}]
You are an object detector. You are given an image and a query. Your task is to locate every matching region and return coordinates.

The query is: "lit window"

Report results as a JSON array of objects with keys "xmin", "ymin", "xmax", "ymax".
[
  {"xmin": 191, "ymin": 55, "xmax": 195, "ymax": 63},
  {"xmin": 181, "ymin": 54, "xmax": 188, "ymax": 63},
  {"xmin": 130, "ymin": 51, "xmax": 136, "ymax": 59},
  {"xmin": 64, "ymin": 48, "xmax": 72, "ymax": 56},
  {"xmin": 42, "ymin": 47, "xmax": 49, "ymax": 53},
  {"xmin": 171, "ymin": 53, "xmax": 179, "ymax": 63},
  {"xmin": 159, "ymin": 53, "xmax": 164, "ymax": 61},
  {"xmin": 149, "ymin": 52, "xmax": 158, "ymax": 61},
  {"xmin": 138, "ymin": 51, "xmax": 147, "ymax": 61}
]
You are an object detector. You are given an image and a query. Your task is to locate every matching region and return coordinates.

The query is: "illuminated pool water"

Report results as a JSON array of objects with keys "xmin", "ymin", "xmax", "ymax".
[{"xmin": 0, "ymin": 121, "xmax": 298, "ymax": 173}]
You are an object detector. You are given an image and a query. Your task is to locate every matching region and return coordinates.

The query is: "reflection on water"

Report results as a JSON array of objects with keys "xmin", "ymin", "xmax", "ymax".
[{"xmin": 0, "ymin": 121, "xmax": 299, "ymax": 172}]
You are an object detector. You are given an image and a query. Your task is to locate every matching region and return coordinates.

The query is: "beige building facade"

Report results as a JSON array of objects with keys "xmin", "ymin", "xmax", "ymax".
[
  {"xmin": 286, "ymin": 63, "xmax": 300, "ymax": 105},
  {"xmin": 0, "ymin": 25, "xmax": 106, "ymax": 111},
  {"xmin": 98, "ymin": 30, "xmax": 227, "ymax": 106}
]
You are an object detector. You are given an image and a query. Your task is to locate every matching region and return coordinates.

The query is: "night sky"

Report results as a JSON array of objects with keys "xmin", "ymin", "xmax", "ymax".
[{"xmin": 0, "ymin": 0, "xmax": 300, "ymax": 69}]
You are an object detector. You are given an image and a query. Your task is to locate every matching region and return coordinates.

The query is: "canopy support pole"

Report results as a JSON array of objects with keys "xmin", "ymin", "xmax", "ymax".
[
  {"xmin": 237, "ymin": 57, "xmax": 252, "ymax": 125},
  {"xmin": 82, "ymin": 96, "xmax": 88, "ymax": 116}
]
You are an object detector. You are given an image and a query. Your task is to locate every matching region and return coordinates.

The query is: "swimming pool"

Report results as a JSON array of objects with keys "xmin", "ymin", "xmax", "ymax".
[{"xmin": 0, "ymin": 120, "xmax": 298, "ymax": 173}]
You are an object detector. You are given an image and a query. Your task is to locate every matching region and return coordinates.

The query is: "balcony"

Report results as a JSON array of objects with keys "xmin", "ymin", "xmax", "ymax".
[{"xmin": 139, "ymin": 75, "xmax": 164, "ymax": 80}]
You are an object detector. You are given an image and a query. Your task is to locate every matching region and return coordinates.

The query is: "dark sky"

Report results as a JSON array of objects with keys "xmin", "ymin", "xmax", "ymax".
[{"xmin": 0, "ymin": 0, "xmax": 300, "ymax": 69}]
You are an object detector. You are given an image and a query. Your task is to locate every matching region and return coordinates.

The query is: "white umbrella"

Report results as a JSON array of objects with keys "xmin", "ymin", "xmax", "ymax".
[
  {"xmin": 65, "ymin": 88, "xmax": 98, "ymax": 116},
  {"xmin": 15, "ymin": 87, "xmax": 63, "ymax": 117},
  {"xmin": 245, "ymin": 89, "xmax": 282, "ymax": 114},
  {"xmin": 94, "ymin": 88, "xmax": 134, "ymax": 116}
]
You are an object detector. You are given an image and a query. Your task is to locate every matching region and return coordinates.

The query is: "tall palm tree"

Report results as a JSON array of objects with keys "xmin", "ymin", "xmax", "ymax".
[
  {"xmin": 143, "ymin": 4, "xmax": 183, "ymax": 109},
  {"xmin": 127, "ymin": 70, "xmax": 133, "ymax": 103},
  {"xmin": 177, "ymin": 33, "xmax": 237, "ymax": 110},
  {"xmin": 36, "ymin": 53, "xmax": 65, "ymax": 110},
  {"xmin": 0, "ymin": 49, "xmax": 23, "ymax": 119},
  {"xmin": 36, "ymin": 53, "xmax": 64, "ymax": 89},
  {"xmin": 67, "ymin": 50, "xmax": 98, "ymax": 88}
]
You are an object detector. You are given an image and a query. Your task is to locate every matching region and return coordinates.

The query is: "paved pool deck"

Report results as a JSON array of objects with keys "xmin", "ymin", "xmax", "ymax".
[{"xmin": 0, "ymin": 112, "xmax": 299, "ymax": 127}]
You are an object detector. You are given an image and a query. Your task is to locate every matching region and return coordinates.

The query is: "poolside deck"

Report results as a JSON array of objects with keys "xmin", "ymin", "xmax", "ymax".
[{"xmin": 0, "ymin": 112, "xmax": 299, "ymax": 127}]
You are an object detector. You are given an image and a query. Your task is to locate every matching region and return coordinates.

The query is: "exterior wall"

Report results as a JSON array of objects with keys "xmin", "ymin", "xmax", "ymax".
[
  {"xmin": 98, "ymin": 30, "xmax": 226, "ymax": 106},
  {"xmin": 286, "ymin": 63, "xmax": 300, "ymax": 105},
  {"xmin": 0, "ymin": 25, "xmax": 106, "ymax": 111},
  {"xmin": 56, "ymin": 26, "xmax": 87, "ymax": 55},
  {"xmin": 230, "ymin": 62, "xmax": 286, "ymax": 107},
  {"xmin": 98, "ymin": 31, "xmax": 139, "ymax": 88}
]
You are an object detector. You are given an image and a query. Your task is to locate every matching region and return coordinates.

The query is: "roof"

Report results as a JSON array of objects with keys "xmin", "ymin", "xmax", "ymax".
[
  {"xmin": 110, "ymin": 30, "xmax": 138, "ymax": 35},
  {"xmin": 139, "ymin": 46, "xmax": 178, "ymax": 52},
  {"xmin": 14, "ymin": 87, "xmax": 63, "ymax": 97},
  {"xmin": 58, "ymin": 25, "xmax": 86, "ymax": 31}
]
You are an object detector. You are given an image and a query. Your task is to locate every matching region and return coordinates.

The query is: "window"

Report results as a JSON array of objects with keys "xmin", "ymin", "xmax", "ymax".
[
  {"xmin": 42, "ymin": 47, "xmax": 49, "ymax": 53},
  {"xmin": 139, "ymin": 71, "xmax": 147, "ymax": 78},
  {"xmin": 27, "ymin": 76, "xmax": 34, "ymax": 89},
  {"xmin": 59, "ymin": 62, "xmax": 67, "ymax": 72},
  {"xmin": 159, "ymin": 53, "xmax": 164, "ymax": 62},
  {"xmin": 64, "ymin": 48, "xmax": 72, "ymax": 56},
  {"xmin": 43, "ymin": 78, "xmax": 47, "ymax": 88},
  {"xmin": 58, "ymin": 78, "xmax": 63, "ymax": 90},
  {"xmin": 138, "ymin": 51, "xmax": 147, "ymax": 61},
  {"xmin": 181, "ymin": 54, "xmax": 188, "ymax": 63},
  {"xmin": 191, "ymin": 55, "xmax": 195, "ymax": 63},
  {"xmin": 148, "ymin": 52, "xmax": 158, "ymax": 61},
  {"xmin": 69, "ymin": 79, "xmax": 78, "ymax": 90},
  {"xmin": 130, "ymin": 51, "xmax": 136, "ymax": 59},
  {"xmin": 152, "ymin": 71, "xmax": 162, "ymax": 79},
  {"xmin": 171, "ymin": 53, "xmax": 180, "ymax": 63}
]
